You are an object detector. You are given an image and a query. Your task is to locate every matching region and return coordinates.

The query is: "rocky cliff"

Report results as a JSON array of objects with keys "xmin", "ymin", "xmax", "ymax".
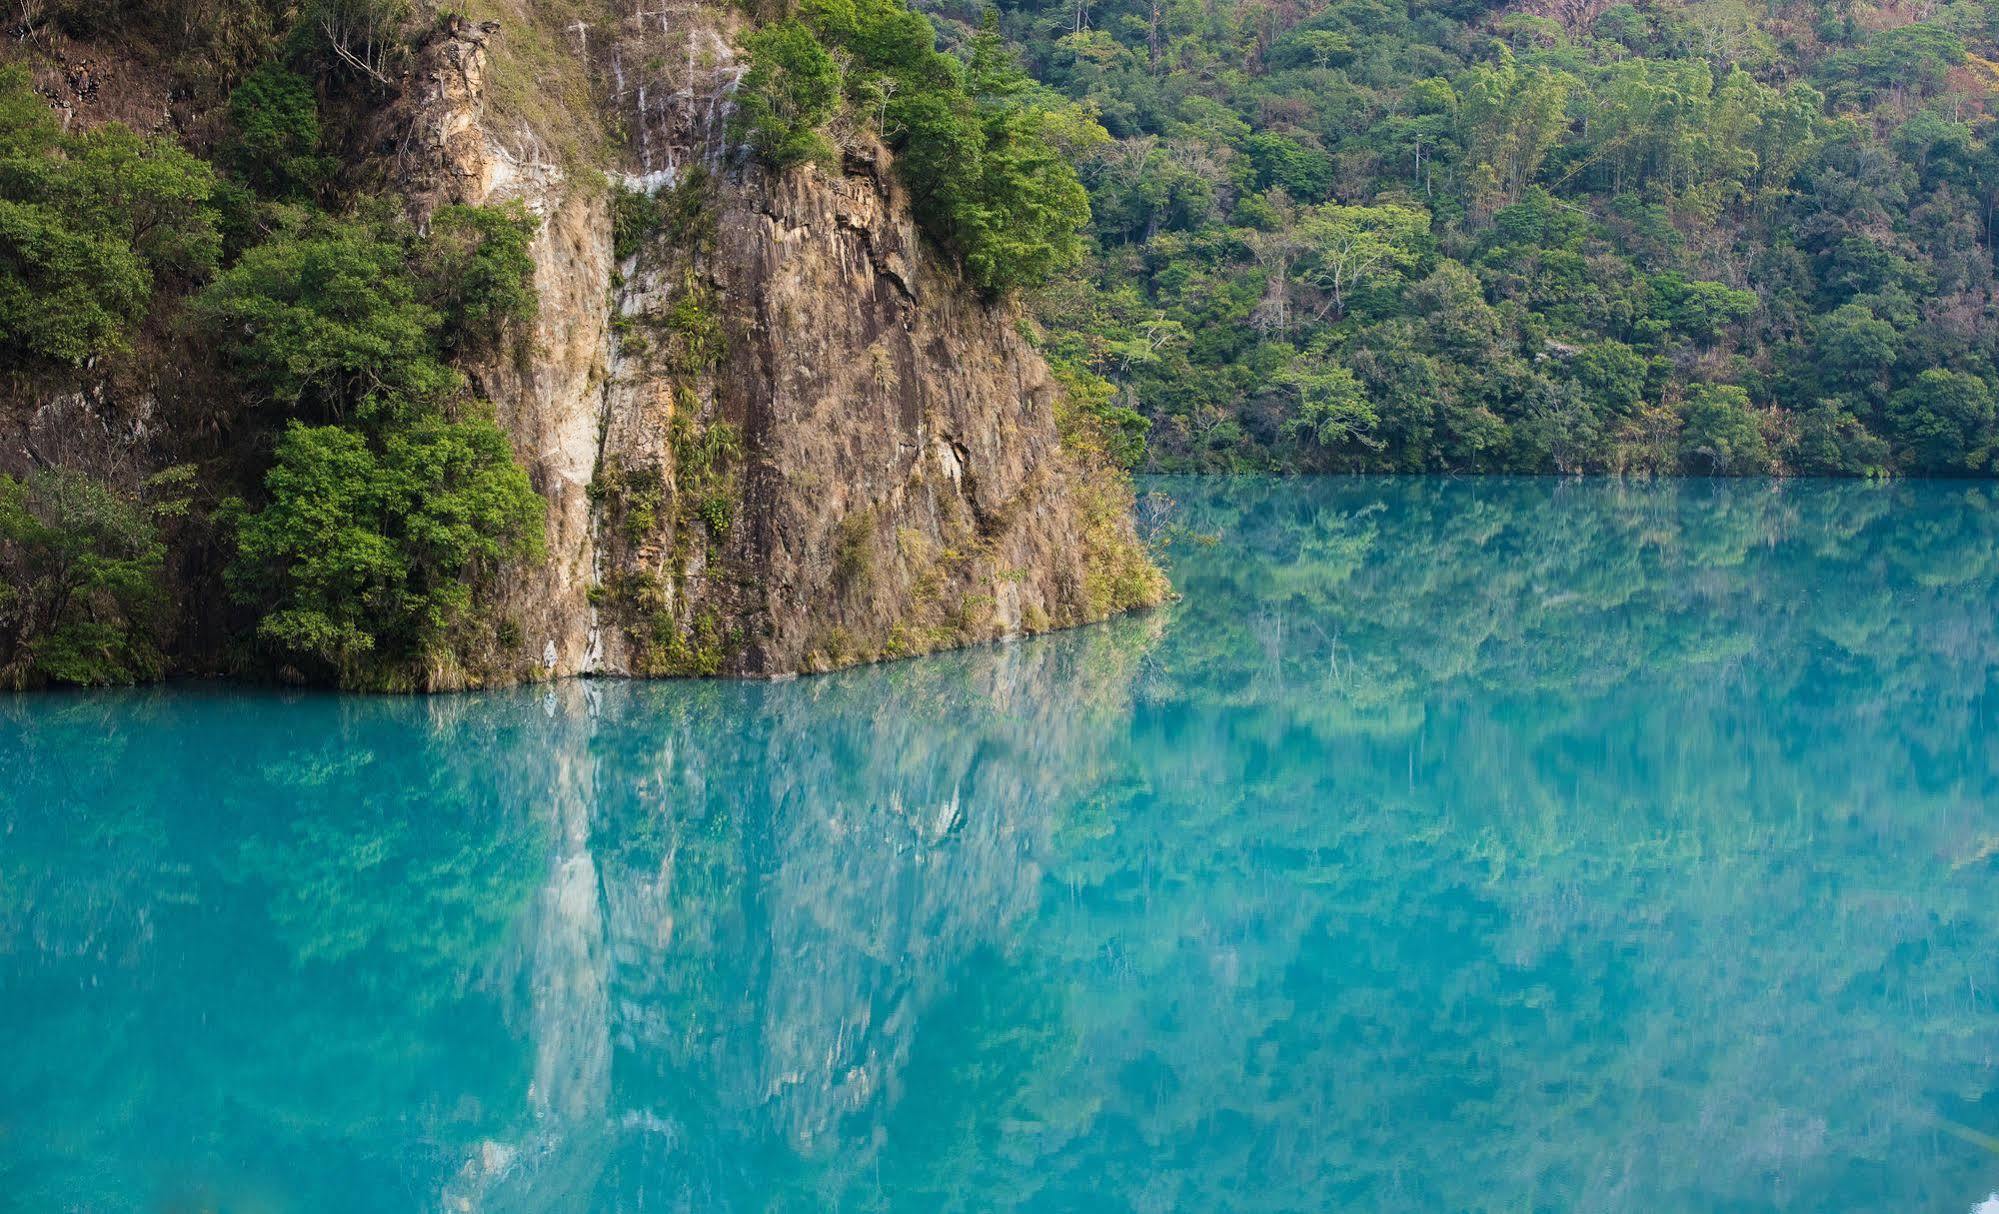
[{"xmin": 392, "ymin": 8, "xmax": 1164, "ymax": 681}]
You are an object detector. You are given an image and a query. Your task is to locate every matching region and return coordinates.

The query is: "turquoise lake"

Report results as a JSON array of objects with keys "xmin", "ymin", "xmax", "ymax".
[{"xmin": 7, "ymin": 475, "xmax": 1999, "ymax": 1212}]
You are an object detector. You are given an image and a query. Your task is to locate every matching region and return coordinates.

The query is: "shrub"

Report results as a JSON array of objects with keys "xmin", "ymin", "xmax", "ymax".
[
  {"xmin": 194, "ymin": 213, "xmax": 454, "ymax": 418},
  {"xmin": 612, "ymin": 185, "xmax": 661, "ymax": 261},
  {"xmin": 418, "ymin": 201, "xmax": 539, "ymax": 350},
  {"xmin": 1677, "ymin": 383, "xmax": 1770, "ymax": 475},
  {"xmin": 226, "ymin": 62, "xmax": 332, "ymax": 197}
]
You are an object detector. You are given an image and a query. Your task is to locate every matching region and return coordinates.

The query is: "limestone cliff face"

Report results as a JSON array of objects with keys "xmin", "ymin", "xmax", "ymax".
[{"xmin": 396, "ymin": 12, "xmax": 1164, "ymax": 682}]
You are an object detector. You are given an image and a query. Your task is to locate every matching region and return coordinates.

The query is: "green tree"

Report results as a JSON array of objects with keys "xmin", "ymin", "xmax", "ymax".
[
  {"xmin": 1295, "ymin": 202, "xmax": 1430, "ymax": 322},
  {"xmin": 0, "ymin": 468, "xmax": 170, "ymax": 689},
  {"xmin": 1646, "ymin": 274, "xmax": 1757, "ymax": 346},
  {"xmin": 1457, "ymin": 53, "xmax": 1573, "ymax": 211},
  {"xmin": 204, "ymin": 201, "xmax": 547, "ymax": 687},
  {"xmin": 1789, "ymin": 399, "xmax": 1889, "ymax": 475},
  {"xmin": 227, "ymin": 414, "xmax": 544, "ymax": 688},
  {"xmin": 226, "ymin": 62, "xmax": 332, "ymax": 197},
  {"xmin": 0, "ymin": 66, "xmax": 217, "ymax": 365},
  {"xmin": 1281, "ymin": 359, "xmax": 1382, "ymax": 456},
  {"xmin": 1678, "ymin": 383, "xmax": 1769, "ymax": 474},
  {"xmin": 416, "ymin": 201, "xmax": 539, "ymax": 350},
  {"xmin": 736, "ymin": 19, "xmax": 844, "ymax": 169},
  {"xmin": 1886, "ymin": 370, "xmax": 1995, "ymax": 473},
  {"xmin": 805, "ymin": 2, "xmax": 1100, "ymax": 293},
  {"xmin": 194, "ymin": 215, "xmax": 456, "ymax": 418}
]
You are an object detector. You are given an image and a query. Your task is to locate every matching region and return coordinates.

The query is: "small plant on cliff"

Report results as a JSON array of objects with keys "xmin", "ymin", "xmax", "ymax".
[
  {"xmin": 226, "ymin": 62, "xmax": 334, "ymax": 199},
  {"xmin": 735, "ymin": 19, "xmax": 844, "ymax": 169},
  {"xmin": 0, "ymin": 468, "xmax": 173, "ymax": 690},
  {"xmin": 671, "ymin": 415, "xmax": 743, "ymax": 540},
  {"xmin": 612, "ymin": 185, "xmax": 661, "ymax": 262},
  {"xmin": 657, "ymin": 277, "xmax": 726, "ymax": 375}
]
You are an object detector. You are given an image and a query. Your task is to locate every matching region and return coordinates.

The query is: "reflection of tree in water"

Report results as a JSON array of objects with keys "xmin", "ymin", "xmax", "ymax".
[
  {"xmin": 6, "ymin": 477, "xmax": 1999, "ymax": 1213},
  {"xmin": 0, "ymin": 690, "xmax": 552, "ymax": 1210},
  {"xmin": 1022, "ymin": 476, "xmax": 1999, "ymax": 1213},
  {"xmin": 572, "ymin": 617, "xmax": 1163, "ymax": 1210}
]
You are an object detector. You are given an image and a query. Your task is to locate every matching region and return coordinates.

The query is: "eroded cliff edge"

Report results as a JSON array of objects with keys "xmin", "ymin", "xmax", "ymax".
[{"xmin": 394, "ymin": 10, "xmax": 1164, "ymax": 681}]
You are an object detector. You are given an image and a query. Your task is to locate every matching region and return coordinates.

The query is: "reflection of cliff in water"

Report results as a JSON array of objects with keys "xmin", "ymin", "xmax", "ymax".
[{"xmin": 441, "ymin": 612, "xmax": 1165, "ymax": 1209}]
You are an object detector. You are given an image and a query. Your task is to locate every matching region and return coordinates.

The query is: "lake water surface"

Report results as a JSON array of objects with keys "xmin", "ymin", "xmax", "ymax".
[{"xmin": 7, "ymin": 476, "xmax": 1999, "ymax": 1212}]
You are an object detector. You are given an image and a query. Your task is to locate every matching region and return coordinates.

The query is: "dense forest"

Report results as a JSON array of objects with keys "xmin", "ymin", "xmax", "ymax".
[
  {"xmin": 652, "ymin": 0, "xmax": 1999, "ymax": 474},
  {"xmin": 911, "ymin": 0, "xmax": 1999, "ymax": 475}
]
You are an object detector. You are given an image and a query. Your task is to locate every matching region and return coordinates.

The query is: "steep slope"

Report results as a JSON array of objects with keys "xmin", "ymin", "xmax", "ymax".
[{"xmin": 394, "ymin": 11, "xmax": 1165, "ymax": 681}]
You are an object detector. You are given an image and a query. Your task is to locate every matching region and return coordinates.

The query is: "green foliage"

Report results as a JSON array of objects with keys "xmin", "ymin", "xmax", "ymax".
[
  {"xmin": 1053, "ymin": 363, "xmax": 1151, "ymax": 469},
  {"xmin": 1645, "ymin": 274, "xmax": 1757, "ymax": 345},
  {"xmin": 0, "ymin": 468, "xmax": 169, "ymax": 689},
  {"xmin": 417, "ymin": 201, "xmax": 539, "ymax": 350},
  {"xmin": 202, "ymin": 201, "xmax": 546, "ymax": 688},
  {"xmin": 196, "ymin": 203, "xmax": 535, "ymax": 414},
  {"xmin": 1887, "ymin": 369, "xmax": 1996, "ymax": 473},
  {"xmin": 986, "ymin": 0, "xmax": 1999, "ymax": 475},
  {"xmin": 37, "ymin": 0, "xmax": 290, "ymax": 86},
  {"xmin": 226, "ymin": 62, "xmax": 332, "ymax": 198},
  {"xmin": 0, "ymin": 66, "xmax": 218, "ymax": 365},
  {"xmin": 612, "ymin": 185, "xmax": 661, "ymax": 262},
  {"xmin": 226, "ymin": 412, "xmax": 544, "ymax": 687},
  {"xmin": 657, "ymin": 278, "xmax": 726, "ymax": 376},
  {"xmin": 1245, "ymin": 131, "xmax": 1335, "ymax": 200},
  {"xmin": 1281, "ymin": 360, "xmax": 1379, "ymax": 454},
  {"xmin": 611, "ymin": 168, "xmax": 717, "ymax": 264},
  {"xmin": 1678, "ymin": 383, "xmax": 1770, "ymax": 475},
  {"xmin": 194, "ymin": 212, "xmax": 455, "ymax": 419},
  {"xmin": 736, "ymin": 19, "xmax": 844, "ymax": 169},
  {"xmin": 1457, "ymin": 53, "xmax": 1571, "ymax": 209},
  {"xmin": 671, "ymin": 415, "xmax": 743, "ymax": 540},
  {"xmin": 1295, "ymin": 203, "xmax": 1430, "ymax": 323},
  {"xmin": 589, "ymin": 457, "xmax": 668, "ymax": 543},
  {"xmin": 790, "ymin": 3, "xmax": 1102, "ymax": 294}
]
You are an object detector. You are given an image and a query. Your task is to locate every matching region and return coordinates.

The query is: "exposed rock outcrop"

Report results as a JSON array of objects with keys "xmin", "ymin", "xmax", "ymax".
[{"xmin": 395, "ymin": 7, "xmax": 1165, "ymax": 681}]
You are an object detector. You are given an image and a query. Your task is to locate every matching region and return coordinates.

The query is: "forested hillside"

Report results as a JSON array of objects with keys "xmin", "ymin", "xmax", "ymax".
[{"xmin": 916, "ymin": 0, "xmax": 1999, "ymax": 474}]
